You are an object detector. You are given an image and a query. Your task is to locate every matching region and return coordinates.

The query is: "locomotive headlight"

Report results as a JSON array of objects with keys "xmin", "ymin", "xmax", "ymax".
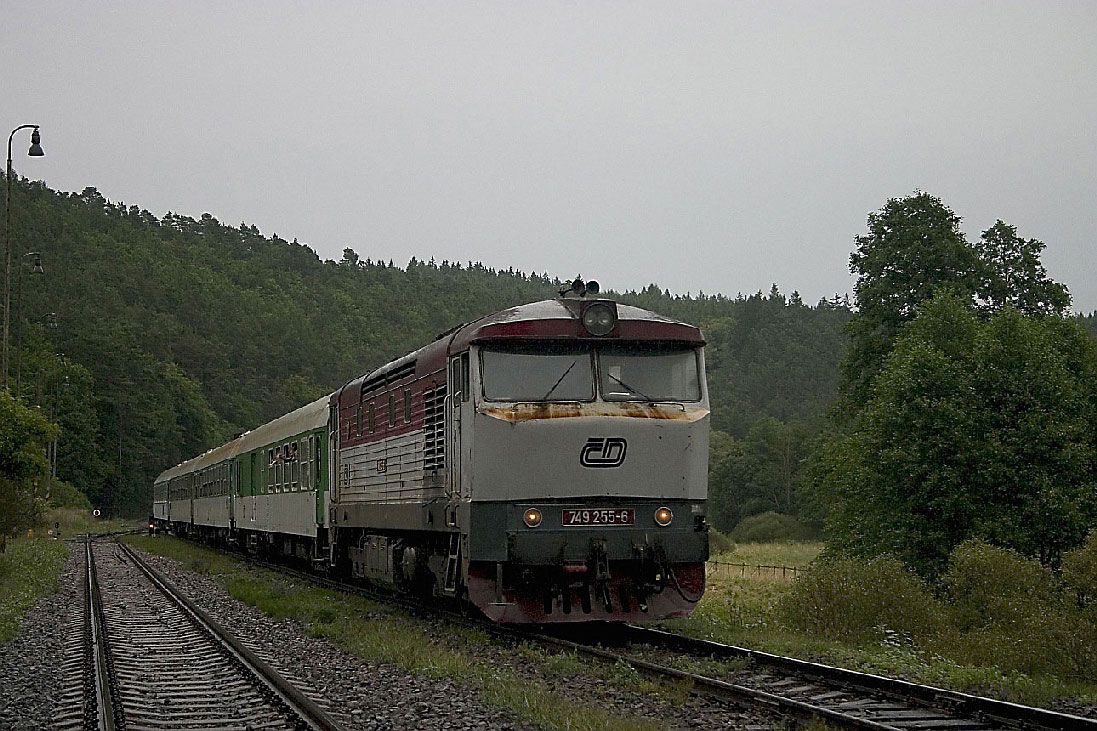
[
  {"xmin": 523, "ymin": 508, "xmax": 543, "ymax": 528},
  {"xmin": 654, "ymin": 507, "xmax": 673, "ymax": 527},
  {"xmin": 581, "ymin": 302, "xmax": 616, "ymax": 336}
]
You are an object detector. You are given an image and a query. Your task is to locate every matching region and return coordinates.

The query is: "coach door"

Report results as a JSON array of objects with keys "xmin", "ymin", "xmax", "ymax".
[{"xmin": 229, "ymin": 461, "xmax": 238, "ymax": 528}]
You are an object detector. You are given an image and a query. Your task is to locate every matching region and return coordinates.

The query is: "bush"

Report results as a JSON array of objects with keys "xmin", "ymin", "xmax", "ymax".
[
  {"xmin": 48, "ymin": 480, "xmax": 92, "ymax": 510},
  {"xmin": 779, "ymin": 555, "xmax": 946, "ymax": 644},
  {"xmin": 942, "ymin": 540, "xmax": 1094, "ymax": 677},
  {"xmin": 708, "ymin": 530, "xmax": 735, "ymax": 556},
  {"xmin": 1062, "ymin": 531, "xmax": 1097, "ymax": 612},
  {"xmin": 944, "ymin": 540, "xmax": 1057, "ymax": 630},
  {"xmin": 730, "ymin": 512, "xmax": 815, "ymax": 543}
]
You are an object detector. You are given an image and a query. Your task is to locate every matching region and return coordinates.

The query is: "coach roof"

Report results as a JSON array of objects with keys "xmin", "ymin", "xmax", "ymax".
[{"xmin": 155, "ymin": 395, "xmax": 330, "ymax": 484}]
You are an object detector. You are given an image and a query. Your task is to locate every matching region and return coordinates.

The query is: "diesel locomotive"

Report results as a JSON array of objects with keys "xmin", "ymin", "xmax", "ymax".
[{"xmin": 152, "ymin": 281, "xmax": 710, "ymax": 622}]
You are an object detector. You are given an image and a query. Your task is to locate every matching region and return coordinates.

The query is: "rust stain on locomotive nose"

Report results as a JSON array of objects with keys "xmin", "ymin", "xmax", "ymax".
[{"xmin": 482, "ymin": 403, "xmax": 708, "ymax": 422}]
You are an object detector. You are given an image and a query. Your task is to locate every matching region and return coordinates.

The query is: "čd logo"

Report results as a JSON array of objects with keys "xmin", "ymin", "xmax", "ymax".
[{"xmin": 580, "ymin": 437, "xmax": 628, "ymax": 468}]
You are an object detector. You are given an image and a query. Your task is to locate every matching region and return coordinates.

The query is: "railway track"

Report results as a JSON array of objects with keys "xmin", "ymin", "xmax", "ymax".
[
  {"xmin": 78, "ymin": 537, "xmax": 343, "ymax": 730},
  {"xmin": 620, "ymin": 625, "xmax": 1096, "ymax": 730},
  {"xmin": 533, "ymin": 624, "xmax": 1097, "ymax": 731},
  {"xmin": 154, "ymin": 536, "xmax": 1096, "ymax": 730}
]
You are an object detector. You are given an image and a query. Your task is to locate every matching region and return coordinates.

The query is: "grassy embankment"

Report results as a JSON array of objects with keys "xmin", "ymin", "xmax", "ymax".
[
  {"xmin": 664, "ymin": 540, "xmax": 1097, "ymax": 708},
  {"xmin": 124, "ymin": 534, "xmax": 689, "ymax": 731},
  {"xmin": 0, "ymin": 508, "xmax": 135, "ymax": 643}
]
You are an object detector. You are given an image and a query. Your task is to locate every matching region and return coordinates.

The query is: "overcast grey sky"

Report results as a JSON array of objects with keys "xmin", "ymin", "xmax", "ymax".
[{"xmin": 4, "ymin": 1, "xmax": 1095, "ymax": 309}]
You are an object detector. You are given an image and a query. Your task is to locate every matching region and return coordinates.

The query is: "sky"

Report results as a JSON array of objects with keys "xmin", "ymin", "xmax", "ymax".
[{"xmin": 3, "ymin": 1, "xmax": 1095, "ymax": 310}]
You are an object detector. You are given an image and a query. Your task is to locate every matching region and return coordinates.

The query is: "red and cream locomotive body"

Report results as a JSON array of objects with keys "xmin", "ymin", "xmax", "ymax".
[{"xmin": 330, "ymin": 286, "xmax": 710, "ymax": 621}]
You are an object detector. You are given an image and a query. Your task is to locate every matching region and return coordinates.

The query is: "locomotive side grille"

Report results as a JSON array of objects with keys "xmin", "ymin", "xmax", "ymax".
[{"xmin": 423, "ymin": 385, "xmax": 446, "ymax": 472}]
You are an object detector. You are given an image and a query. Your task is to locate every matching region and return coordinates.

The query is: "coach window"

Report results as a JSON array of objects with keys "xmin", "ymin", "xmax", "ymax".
[
  {"xmin": 367, "ymin": 403, "xmax": 375, "ymax": 432},
  {"xmin": 285, "ymin": 443, "xmax": 293, "ymax": 489},
  {"xmin": 388, "ymin": 393, "xmax": 396, "ymax": 427},
  {"xmin": 267, "ymin": 449, "xmax": 274, "ymax": 492},
  {"xmin": 279, "ymin": 446, "xmax": 287, "ymax": 492},
  {"xmin": 301, "ymin": 438, "xmax": 311, "ymax": 490},
  {"xmin": 291, "ymin": 441, "xmax": 300, "ymax": 490},
  {"xmin": 403, "ymin": 389, "xmax": 412, "ymax": 423}
]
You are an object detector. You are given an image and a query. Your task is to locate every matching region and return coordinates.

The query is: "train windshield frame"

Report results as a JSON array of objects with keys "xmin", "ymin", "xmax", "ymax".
[
  {"xmin": 480, "ymin": 343, "xmax": 596, "ymax": 402},
  {"xmin": 597, "ymin": 343, "xmax": 702, "ymax": 403},
  {"xmin": 478, "ymin": 342, "xmax": 702, "ymax": 403}
]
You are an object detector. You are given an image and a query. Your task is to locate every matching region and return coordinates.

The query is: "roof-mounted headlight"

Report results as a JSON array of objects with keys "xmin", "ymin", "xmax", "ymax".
[{"xmin": 581, "ymin": 302, "xmax": 617, "ymax": 336}]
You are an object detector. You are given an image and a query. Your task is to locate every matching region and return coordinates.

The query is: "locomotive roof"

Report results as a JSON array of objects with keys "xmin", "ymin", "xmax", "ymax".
[
  {"xmin": 333, "ymin": 298, "xmax": 704, "ymax": 404},
  {"xmin": 155, "ymin": 395, "xmax": 330, "ymax": 483},
  {"xmin": 447, "ymin": 299, "xmax": 703, "ymax": 350}
]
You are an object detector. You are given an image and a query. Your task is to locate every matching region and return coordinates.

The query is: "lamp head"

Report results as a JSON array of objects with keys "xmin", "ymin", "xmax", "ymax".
[
  {"xmin": 28, "ymin": 128, "xmax": 44, "ymax": 157},
  {"xmin": 30, "ymin": 253, "xmax": 44, "ymax": 274}
]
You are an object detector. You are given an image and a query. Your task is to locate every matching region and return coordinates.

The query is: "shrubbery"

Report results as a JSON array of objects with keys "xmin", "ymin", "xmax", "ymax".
[
  {"xmin": 48, "ymin": 479, "xmax": 93, "ymax": 510},
  {"xmin": 779, "ymin": 538, "xmax": 1097, "ymax": 680},
  {"xmin": 730, "ymin": 512, "xmax": 815, "ymax": 543},
  {"xmin": 708, "ymin": 529, "xmax": 735, "ymax": 556},
  {"xmin": 1062, "ymin": 532, "xmax": 1097, "ymax": 613},
  {"xmin": 779, "ymin": 555, "xmax": 946, "ymax": 643}
]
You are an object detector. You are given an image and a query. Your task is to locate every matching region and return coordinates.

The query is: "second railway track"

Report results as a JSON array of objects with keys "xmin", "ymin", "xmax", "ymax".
[{"xmin": 80, "ymin": 537, "xmax": 342, "ymax": 731}]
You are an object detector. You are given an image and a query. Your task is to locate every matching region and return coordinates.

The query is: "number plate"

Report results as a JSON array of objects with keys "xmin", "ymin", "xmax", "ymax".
[{"xmin": 561, "ymin": 508, "xmax": 635, "ymax": 526}]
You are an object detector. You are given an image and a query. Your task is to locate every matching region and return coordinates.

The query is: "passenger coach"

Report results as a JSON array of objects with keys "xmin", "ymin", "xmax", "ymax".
[{"xmin": 154, "ymin": 281, "xmax": 710, "ymax": 623}]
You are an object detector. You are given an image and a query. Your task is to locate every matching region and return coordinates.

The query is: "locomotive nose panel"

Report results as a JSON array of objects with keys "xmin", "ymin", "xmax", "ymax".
[{"xmin": 471, "ymin": 407, "xmax": 709, "ymax": 502}]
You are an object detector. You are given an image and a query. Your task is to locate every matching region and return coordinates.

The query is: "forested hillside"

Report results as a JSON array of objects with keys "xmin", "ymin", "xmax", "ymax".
[{"xmin": 9, "ymin": 177, "xmax": 850, "ymax": 514}]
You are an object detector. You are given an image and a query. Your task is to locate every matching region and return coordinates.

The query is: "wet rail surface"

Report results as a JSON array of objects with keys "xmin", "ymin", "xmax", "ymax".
[{"xmin": 78, "ymin": 538, "xmax": 342, "ymax": 731}]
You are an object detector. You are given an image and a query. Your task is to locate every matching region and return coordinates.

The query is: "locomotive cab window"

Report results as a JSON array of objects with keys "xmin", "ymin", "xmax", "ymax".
[
  {"xmin": 598, "ymin": 344, "xmax": 702, "ymax": 402},
  {"xmin": 480, "ymin": 343, "xmax": 594, "ymax": 402},
  {"xmin": 460, "ymin": 352, "xmax": 470, "ymax": 402}
]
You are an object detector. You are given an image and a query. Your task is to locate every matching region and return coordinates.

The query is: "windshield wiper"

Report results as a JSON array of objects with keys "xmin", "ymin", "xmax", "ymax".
[
  {"xmin": 605, "ymin": 372, "xmax": 654, "ymax": 401},
  {"xmin": 541, "ymin": 359, "xmax": 578, "ymax": 401}
]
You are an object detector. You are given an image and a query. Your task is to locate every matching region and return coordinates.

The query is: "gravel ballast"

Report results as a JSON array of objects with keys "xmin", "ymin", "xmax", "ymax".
[
  {"xmin": 0, "ymin": 543, "xmax": 83, "ymax": 730},
  {"xmin": 3, "ymin": 537, "xmax": 778, "ymax": 729},
  {"xmin": 133, "ymin": 543, "xmax": 778, "ymax": 729}
]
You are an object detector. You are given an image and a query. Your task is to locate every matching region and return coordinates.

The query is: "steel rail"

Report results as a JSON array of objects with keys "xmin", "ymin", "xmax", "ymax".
[
  {"xmin": 84, "ymin": 537, "xmax": 119, "ymax": 731},
  {"xmin": 519, "ymin": 625, "xmax": 896, "ymax": 729},
  {"xmin": 619, "ymin": 625, "xmax": 1096, "ymax": 731},
  {"xmin": 113, "ymin": 541, "xmax": 344, "ymax": 731}
]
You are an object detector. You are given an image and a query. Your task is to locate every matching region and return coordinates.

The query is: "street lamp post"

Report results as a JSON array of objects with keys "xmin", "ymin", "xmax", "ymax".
[
  {"xmin": 4, "ymin": 124, "xmax": 45, "ymax": 390},
  {"xmin": 13, "ymin": 251, "xmax": 45, "ymax": 391}
]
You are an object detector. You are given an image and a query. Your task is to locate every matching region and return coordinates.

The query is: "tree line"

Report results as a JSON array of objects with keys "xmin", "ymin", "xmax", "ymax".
[
  {"xmin": 4, "ymin": 177, "xmax": 1094, "ymax": 576},
  {"xmin": 4, "ymin": 177, "xmax": 848, "ymax": 519}
]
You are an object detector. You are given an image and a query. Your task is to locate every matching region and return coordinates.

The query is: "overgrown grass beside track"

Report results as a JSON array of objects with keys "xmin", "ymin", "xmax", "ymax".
[
  {"xmin": 669, "ymin": 540, "xmax": 1097, "ymax": 709},
  {"xmin": 1, "ymin": 508, "xmax": 135, "ymax": 644},
  {"xmin": 125, "ymin": 535, "xmax": 663, "ymax": 731},
  {"xmin": 0, "ymin": 537, "xmax": 67, "ymax": 643}
]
